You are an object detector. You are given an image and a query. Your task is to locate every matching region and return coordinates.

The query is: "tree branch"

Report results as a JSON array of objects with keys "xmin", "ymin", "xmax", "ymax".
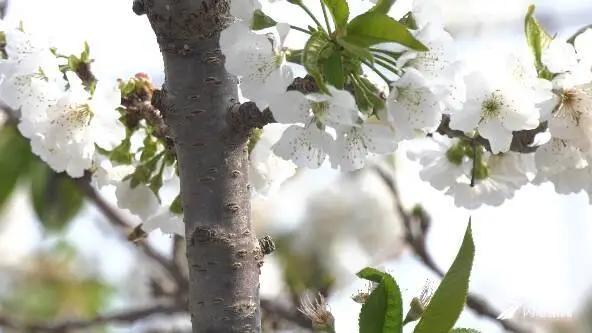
[
  {"xmin": 373, "ymin": 166, "xmax": 532, "ymax": 333},
  {"xmin": 0, "ymin": 303, "xmax": 185, "ymax": 332}
]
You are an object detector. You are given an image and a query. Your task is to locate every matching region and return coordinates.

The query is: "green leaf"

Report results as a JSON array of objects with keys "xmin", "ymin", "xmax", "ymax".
[
  {"xmin": 414, "ymin": 221, "xmax": 475, "ymax": 333},
  {"xmin": 107, "ymin": 129, "xmax": 133, "ymax": 165},
  {"xmin": 524, "ymin": 5, "xmax": 553, "ymax": 77},
  {"xmin": 321, "ymin": 0, "xmax": 349, "ymax": 30},
  {"xmin": 450, "ymin": 329, "xmax": 480, "ymax": 333},
  {"xmin": 0, "ymin": 126, "xmax": 34, "ymax": 211},
  {"xmin": 303, "ymin": 31, "xmax": 334, "ymax": 93},
  {"xmin": 129, "ymin": 153, "xmax": 161, "ymax": 188},
  {"xmin": 357, "ymin": 268, "xmax": 403, "ymax": 333},
  {"xmin": 140, "ymin": 135, "xmax": 158, "ymax": 162},
  {"xmin": 30, "ymin": 165, "xmax": 84, "ymax": 231},
  {"xmin": 352, "ymin": 76, "xmax": 385, "ymax": 113},
  {"xmin": 324, "ymin": 51, "xmax": 345, "ymax": 89},
  {"xmin": 337, "ymin": 37, "xmax": 374, "ymax": 63},
  {"xmin": 170, "ymin": 194, "xmax": 183, "ymax": 214},
  {"xmin": 251, "ymin": 9, "xmax": 277, "ymax": 31},
  {"xmin": 346, "ymin": 12, "xmax": 427, "ymax": 51},
  {"xmin": 67, "ymin": 55, "xmax": 80, "ymax": 71},
  {"xmin": 369, "ymin": 0, "xmax": 396, "ymax": 14},
  {"xmin": 80, "ymin": 41, "xmax": 91, "ymax": 63}
]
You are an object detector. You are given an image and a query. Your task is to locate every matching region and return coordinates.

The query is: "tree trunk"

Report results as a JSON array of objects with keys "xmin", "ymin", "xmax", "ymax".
[{"xmin": 142, "ymin": 1, "xmax": 262, "ymax": 332}]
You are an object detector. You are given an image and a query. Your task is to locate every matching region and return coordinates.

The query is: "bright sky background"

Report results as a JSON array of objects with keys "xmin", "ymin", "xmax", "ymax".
[{"xmin": 1, "ymin": 1, "xmax": 592, "ymax": 332}]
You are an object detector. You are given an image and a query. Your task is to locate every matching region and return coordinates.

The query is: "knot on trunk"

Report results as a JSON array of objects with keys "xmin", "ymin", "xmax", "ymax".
[
  {"xmin": 132, "ymin": 0, "xmax": 146, "ymax": 15},
  {"xmin": 227, "ymin": 102, "xmax": 275, "ymax": 134}
]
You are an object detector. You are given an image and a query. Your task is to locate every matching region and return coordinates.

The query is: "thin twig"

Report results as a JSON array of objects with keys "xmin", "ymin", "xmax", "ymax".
[
  {"xmin": 72, "ymin": 177, "xmax": 188, "ymax": 293},
  {"xmin": 0, "ymin": 303, "xmax": 185, "ymax": 332},
  {"xmin": 373, "ymin": 166, "xmax": 531, "ymax": 333}
]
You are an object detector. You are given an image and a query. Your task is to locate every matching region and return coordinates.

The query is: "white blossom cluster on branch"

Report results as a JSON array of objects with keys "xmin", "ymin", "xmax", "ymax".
[
  {"xmin": 0, "ymin": 0, "xmax": 591, "ymax": 240},
  {"xmin": 222, "ymin": 0, "xmax": 592, "ymax": 208}
]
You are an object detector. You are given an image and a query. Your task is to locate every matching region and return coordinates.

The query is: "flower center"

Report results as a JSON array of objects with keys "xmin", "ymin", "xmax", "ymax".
[
  {"xmin": 397, "ymin": 86, "xmax": 424, "ymax": 112},
  {"xmin": 56, "ymin": 103, "xmax": 93, "ymax": 129},
  {"xmin": 481, "ymin": 91, "xmax": 505, "ymax": 119},
  {"xmin": 556, "ymin": 86, "xmax": 592, "ymax": 125}
]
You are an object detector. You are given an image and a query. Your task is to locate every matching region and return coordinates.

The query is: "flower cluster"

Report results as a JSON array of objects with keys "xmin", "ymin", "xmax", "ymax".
[
  {"xmin": 0, "ymin": 24, "xmax": 183, "ymax": 235},
  {"xmin": 0, "ymin": 27, "xmax": 125, "ymax": 178},
  {"xmin": 220, "ymin": 0, "xmax": 592, "ymax": 208},
  {"xmin": 2, "ymin": 0, "xmax": 592, "ymax": 222}
]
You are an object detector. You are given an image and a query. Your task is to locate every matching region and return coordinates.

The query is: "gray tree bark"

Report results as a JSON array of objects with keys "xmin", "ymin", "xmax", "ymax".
[{"xmin": 140, "ymin": 1, "xmax": 262, "ymax": 332}]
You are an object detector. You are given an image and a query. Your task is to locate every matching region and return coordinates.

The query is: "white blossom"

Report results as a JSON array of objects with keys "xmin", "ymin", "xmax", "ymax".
[
  {"xmin": 92, "ymin": 156, "xmax": 135, "ymax": 189},
  {"xmin": 542, "ymin": 29, "xmax": 592, "ymax": 74},
  {"xmin": 449, "ymin": 65, "xmax": 544, "ymax": 154},
  {"xmin": 533, "ymin": 138, "xmax": 589, "ymax": 194},
  {"xmin": 273, "ymin": 123, "xmax": 333, "ymax": 169},
  {"xmin": 387, "ymin": 68, "xmax": 443, "ymax": 138},
  {"xmin": 249, "ymin": 123, "xmax": 296, "ymax": 196},
  {"xmin": 220, "ymin": 22, "xmax": 293, "ymax": 109},
  {"xmin": 270, "ymin": 87, "xmax": 359, "ymax": 168},
  {"xmin": 408, "ymin": 134, "xmax": 533, "ymax": 209},
  {"xmin": 407, "ymin": 133, "xmax": 468, "ymax": 191},
  {"xmin": 115, "ymin": 179, "xmax": 184, "ymax": 236},
  {"xmin": 397, "ymin": 23, "xmax": 466, "ymax": 112},
  {"xmin": 23, "ymin": 72, "xmax": 125, "ymax": 177},
  {"xmin": 544, "ymin": 70, "xmax": 592, "ymax": 153},
  {"xmin": 0, "ymin": 28, "xmax": 64, "ymax": 113},
  {"xmin": 446, "ymin": 152, "xmax": 533, "ymax": 209},
  {"xmin": 331, "ymin": 120, "xmax": 398, "ymax": 171}
]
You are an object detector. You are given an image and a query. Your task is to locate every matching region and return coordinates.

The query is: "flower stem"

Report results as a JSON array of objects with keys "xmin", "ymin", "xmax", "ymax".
[
  {"xmin": 361, "ymin": 59, "xmax": 392, "ymax": 85},
  {"xmin": 320, "ymin": 0, "xmax": 332, "ymax": 34},
  {"xmin": 290, "ymin": 25, "xmax": 312, "ymax": 35},
  {"xmin": 375, "ymin": 58, "xmax": 402, "ymax": 76},
  {"xmin": 297, "ymin": 2, "xmax": 327, "ymax": 33},
  {"xmin": 370, "ymin": 47, "xmax": 402, "ymax": 60}
]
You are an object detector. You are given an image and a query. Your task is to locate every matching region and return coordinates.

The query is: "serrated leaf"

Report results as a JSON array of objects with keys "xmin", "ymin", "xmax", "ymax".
[
  {"xmin": 251, "ymin": 9, "xmax": 277, "ymax": 31},
  {"xmin": 30, "ymin": 165, "xmax": 84, "ymax": 231},
  {"xmin": 321, "ymin": 0, "xmax": 349, "ymax": 30},
  {"xmin": 414, "ymin": 221, "xmax": 475, "ymax": 333},
  {"xmin": 324, "ymin": 51, "xmax": 345, "ymax": 89},
  {"xmin": 303, "ymin": 31, "xmax": 334, "ymax": 93},
  {"xmin": 0, "ymin": 126, "xmax": 34, "ymax": 211},
  {"xmin": 357, "ymin": 268, "xmax": 403, "ymax": 333},
  {"xmin": 524, "ymin": 5, "xmax": 553, "ymax": 77},
  {"xmin": 346, "ymin": 12, "xmax": 427, "ymax": 51},
  {"xmin": 450, "ymin": 329, "xmax": 480, "ymax": 333}
]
